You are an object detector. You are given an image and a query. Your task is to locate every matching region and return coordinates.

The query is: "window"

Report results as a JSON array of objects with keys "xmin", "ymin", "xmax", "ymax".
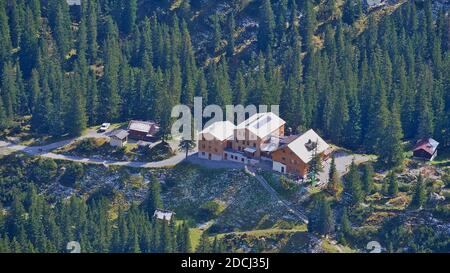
[
  {"xmin": 241, "ymin": 158, "xmax": 244, "ymax": 162},
  {"xmin": 202, "ymin": 152, "xmax": 205, "ymax": 155},
  {"xmin": 253, "ymin": 143, "xmax": 256, "ymax": 147}
]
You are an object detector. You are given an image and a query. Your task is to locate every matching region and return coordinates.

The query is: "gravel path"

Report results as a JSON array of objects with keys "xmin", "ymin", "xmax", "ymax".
[{"xmin": 0, "ymin": 127, "xmax": 197, "ymax": 168}]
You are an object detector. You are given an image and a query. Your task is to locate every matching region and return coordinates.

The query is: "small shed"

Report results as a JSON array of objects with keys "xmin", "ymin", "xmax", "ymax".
[
  {"xmin": 413, "ymin": 138, "xmax": 439, "ymax": 161},
  {"xmin": 110, "ymin": 130, "xmax": 129, "ymax": 148},
  {"xmin": 153, "ymin": 209, "xmax": 175, "ymax": 222},
  {"xmin": 128, "ymin": 120, "xmax": 159, "ymax": 141}
]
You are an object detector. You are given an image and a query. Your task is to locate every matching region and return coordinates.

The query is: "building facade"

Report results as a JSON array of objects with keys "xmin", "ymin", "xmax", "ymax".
[{"xmin": 198, "ymin": 113, "xmax": 329, "ymax": 178}]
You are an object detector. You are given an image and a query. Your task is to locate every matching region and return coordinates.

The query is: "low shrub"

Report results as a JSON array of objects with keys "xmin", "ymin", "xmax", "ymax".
[{"xmin": 60, "ymin": 162, "xmax": 84, "ymax": 188}]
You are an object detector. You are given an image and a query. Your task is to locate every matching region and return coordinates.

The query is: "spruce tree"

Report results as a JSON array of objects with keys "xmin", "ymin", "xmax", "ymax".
[
  {"xmin": 122, "ymin": 0, "xmax": 137, "ymax": 35},
  {"xmin": 101, "ymin": 17, "xmax": 121, "ymax": 121},
  {"xmin": 303, "ymin": 0, "xmax": 317, "ymax": 52},
  {"xmin": 86, "ymin": 0, "xmax": 98, "ymax": 63},
  {"xmin": 144, "ymin": 175, "xmax": 163, "ymax": 217},
  {"xmin": 411, "ymin": 175, "xmax": 427, "ymax": 209},
  {"xmin": 0, "ymin": 1, "xmax": 12, "ymax": 70},
  {"xmin": 196, "ymin": 232, "xmax": 211, "ymax": 253},
  {"xmin": 361, "ymin": 163, "xmax": 374, "ymax": 195},
  {"xmin": 258, "ymin": 0, "xmax": 275, "ymax": 51},
  {"xmin": 386, "ymin": 172, "xmax": 399, "ymax": 197},
  {"xmin": 212, "ymin": 13, "xmax": 222, "ymax": 54},
  {"xmin": 0, "ymin": 98, "xmax": 7, "ymax": 129},
  {"xmin": 345, "ymin": 161, "xmax": 363, "ymax": 206},
  {"xmin": 327, "ymin": 157, "xmax": 343, "ymax": 199},
  {"xmin": 66, "ymin": 78, "xmax": 87, "ymax": 136},
  {"xmin": 378, "ymin": 104, "xmax": 404, "ymax": 169},
  {"xmin": 308, "ymin": 195, "xmax": 334, "ymax": 236},
  {"xmin": 226, "ymin": 13, "xmax": 235, "ymax": 57}
]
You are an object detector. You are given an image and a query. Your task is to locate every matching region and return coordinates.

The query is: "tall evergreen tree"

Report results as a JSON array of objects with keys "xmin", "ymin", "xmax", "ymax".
[
  {"xmin": 258, "ymin": 0, "xmax": 275, "ymax": 51},
  {"xmin": 361, "ymin": 163, "xmax": 374, "ymax": 195},
  {"xmin": 144, "ymin": 175, "xmax": 163, "ymax": 217},
  {"xmin": 308, "ymin": 195, "xmax": 335, "ymax": 236},
  {"xmin": 327, "ymin": 157, "xmax": 343, "ymax": 199},
  {"xmin": 100, "ymin": 17, "xmax": 121, "ymax": 121},
  {"xmin": 386, "ymin": 172, "xmax": 399, "ymax": 197},
  {"xmin": 345, "ymin": 161, "xmax": 363, "ymax": 206},
  {"xmin": 122, "ymin": 0, "xmax": 137, "ymax": 35},
  {"xmin": 378, "ymin": 104, "xmax": 404, "ymax": 169},
  {"xmin": 411, "ymin": 175, "xmax": 427, "ymax": 209}
]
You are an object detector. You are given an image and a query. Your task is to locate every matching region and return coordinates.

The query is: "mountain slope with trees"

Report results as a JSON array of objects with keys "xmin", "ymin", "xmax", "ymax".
[{"xmin": 0, "ymin": 0, "xmax": 449, "ymax": 166}]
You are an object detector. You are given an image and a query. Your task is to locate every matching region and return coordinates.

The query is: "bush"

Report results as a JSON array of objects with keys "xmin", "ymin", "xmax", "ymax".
[
  {"xmin": 196, "ymin": 200, "xmax": 221, "ymax": 222},
  {"xmin": 60, "ymin": 162, "xmax": 84, "ymax": 188},
  {"xmin": 280, "ymin": 176, "xmax": 299, "ymax": 193},
  {"xmin": 141, "ymin": 141, "xmax": 174, "ymax": 161},
  {"xmin": 77, "ymin": 139, "xmax": 96, "ymax": 153},
  {"xmin": 28, "ymin": 158, "xmax": 57, "ymax": 184},
  {"xmin": 443, "ymin": 171, "xmax": 450, "ymax": 188},
  {"xmin": 433, "ymin": 205, "xmax": 450, "ymax": 220}
]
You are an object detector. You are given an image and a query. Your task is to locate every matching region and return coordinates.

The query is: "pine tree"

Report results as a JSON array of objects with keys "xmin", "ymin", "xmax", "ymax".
[
  {"xmin": 258, "ymin": 0, "xmax": 275, "ymax": 51},
  {"xmin": 179, "ymin": 138, "xmax": 196, "ymax": 158},
  {"xmin": 345, "ymin": 161, "xmax": 363, "ymax": 206},
  {"xmin": 416, "ymin": 66, "xmax": 435, "ymax": 139},
  {"xmin": 176, "ymin": 221, "xmax": 192, "ymax": 253},
  {"xmin": 1, "ymin": 62, "xmax": 17, "ymax": 120},
  {"xmin": 303, "ymin": 0, "xmax": 317, "ymax": 52},
  {"xmin": 144, "ymin": 175, "xmax": 163, "ymax": 217},
  {"xmin": 196, "ymin": 232, "xmax": 211, "ymax": 253},
  {"xmin": 66, "ymin": 77, "xmax": 87, "ymax": 136},
  {"xmin": 100, "ymin": 17, "xmax": 121, "ymax": 121},
  {"xmin": 411, "ymin": 175, "xmax": 427, "ymax": 209},
  {"xmin": 122, "ymin": 0, "xmax": 137, "ymax": 35},
  {"xmin": 0, "ymin": 1, "xmax": 12, "ymax": 71},
  {"xmin": 340, "ymin": 208, "xmax": 351, "ymax": 239},
  {"xmin": 212, "ymin": 13, "xmax": 222, "ymax": 54},
  {"xmin": 0, "ymin": 98, "xmax": 8, "ymax": 129},
  {"xmin": 361, "ymin": 163, "xmax": 374, "ymax": 195},
  {"xmin": 86, "ymin": 0, "xmax": 98, "ymax": 63},
  {"xmin": 308, "ymin": 195, "xmax": 334, "ymax": 236},
  {"xmin": 53, "ymin": 2, "xmax": 72, "ymax": 59},
  {"xmin": 378, "ymin": 104, "xmax": 404, "ymax": 169},
  {"xmin": 226, "ymin": 13, "xmax": 235, "ymax": 57},
  {"xmin": 277, "ymin": 0, "xmax": 288, "ymax": 37},
  {"xmin": 233, "ymin": 69, "xmax": 247, "ymax": 105},
  {"xmin": 344, "ymin": 93, "xmax": 362, "ymax": 149},
  {"xmin": 327, "ymin": 157, "xmax": 343, "ymax": 198},
  {"xmin": 86, "ymin": 70, "xmax": 98, "ymax": 125},
  {"xmin": 386, "ymin": 172, "xmax": 399, "ymax": 197}
]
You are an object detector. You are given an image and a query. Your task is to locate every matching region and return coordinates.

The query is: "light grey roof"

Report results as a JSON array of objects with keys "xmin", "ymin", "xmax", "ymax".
[
  {"xmin": 236, "ymin": 112, "xmax": 286, "ymax": 139},
  {"xmin": 111, "ymin": 130, "xmax": 129, "ymax": 140},
  {"xmin": 287, "ymin": 129, "xmax": 329, "ymax": 163},
  {"xmin": 200, "ymin": 120, "xmax": 236, "ymax": 141},
  {"xmin": 128, "ymin": 120, "xmax": 155, "ymax": 133},
  {"xmin": 153, "ymin": 209, "xmax": 175, "ymax": 221}
]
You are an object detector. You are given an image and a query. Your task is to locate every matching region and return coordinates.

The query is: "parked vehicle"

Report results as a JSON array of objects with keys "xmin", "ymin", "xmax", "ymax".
[{"xmin": 99, "ymin": 123, "xmax": 111, "ymax": 132}]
